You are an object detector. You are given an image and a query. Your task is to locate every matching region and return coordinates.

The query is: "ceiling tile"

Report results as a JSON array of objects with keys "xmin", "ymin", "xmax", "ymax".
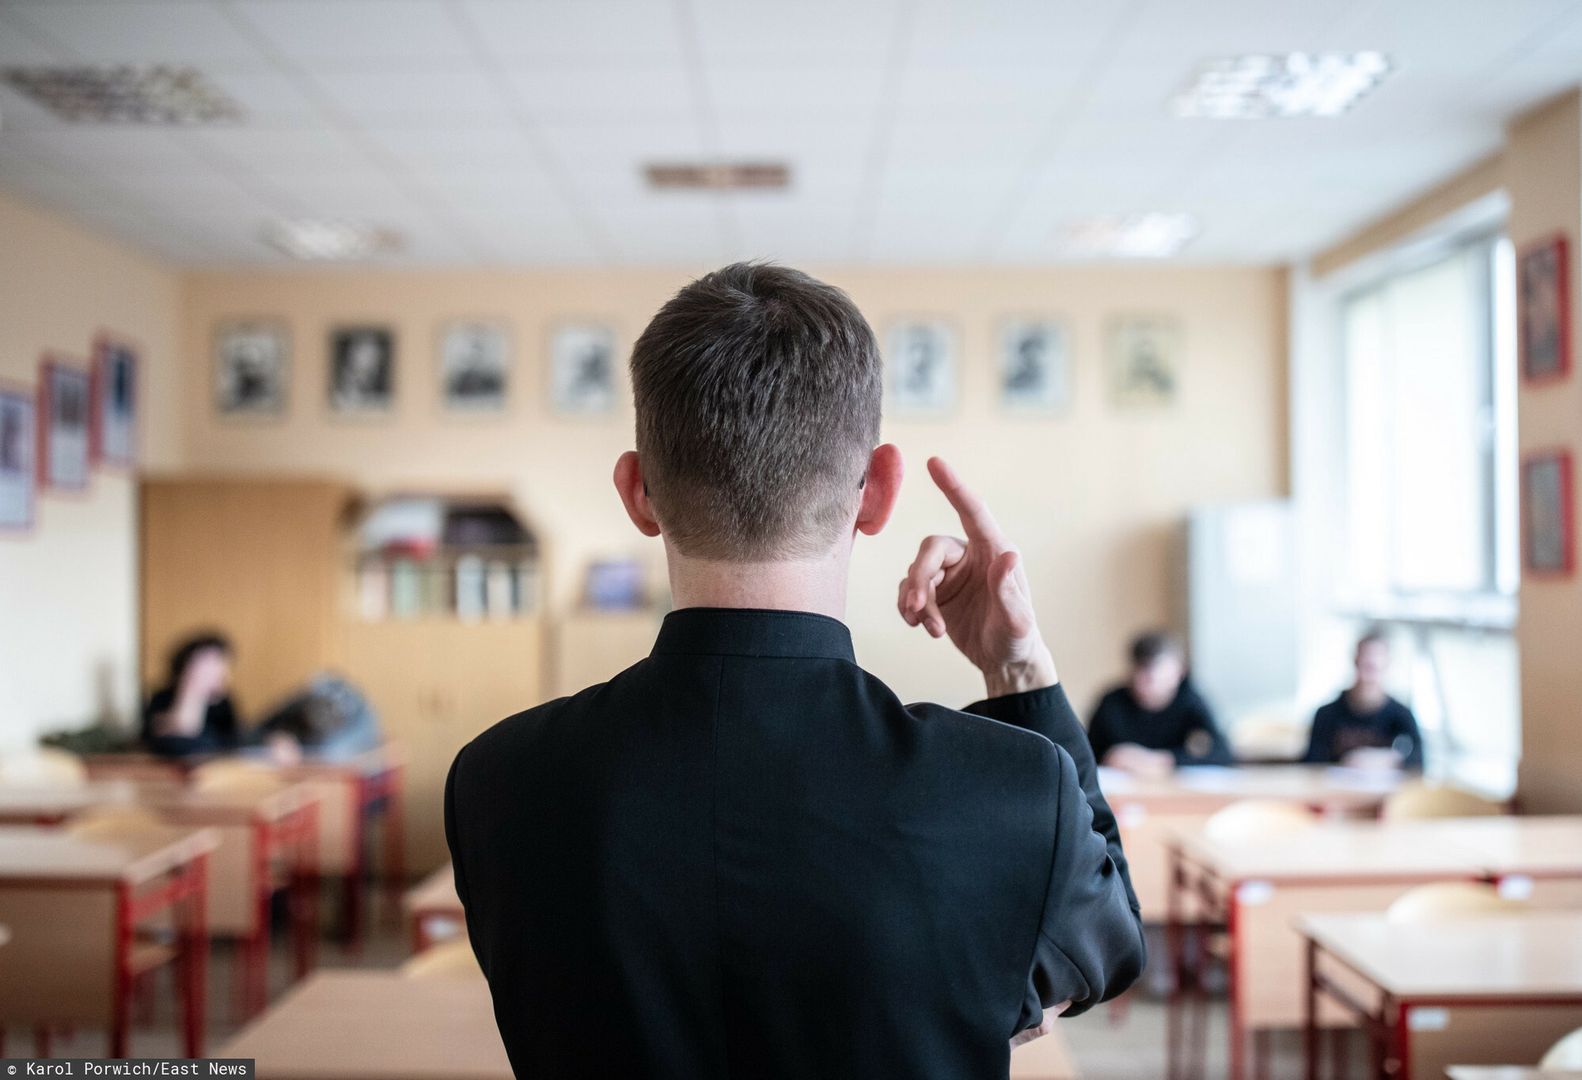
[
  {"xmin": 499, "ymin": 62, "xmax": 694, "ymax": 121},
  {"xmin": 5, "ymin": 2, "xmax": 266, "ymax": 63},
  {"xmin": 689, "ymin": 0, "xmax": 901, "ymax": 62},
  {"xmin": 459, "ymin": 0, "xmax": 685, "ymax": 61},
  {"xmin": 234, "ymin": 0, "xmax": 474, "ymax": 62},
  {"xmin": 312, "ymin": 68, "xmax": 511, "ymax": 123}
]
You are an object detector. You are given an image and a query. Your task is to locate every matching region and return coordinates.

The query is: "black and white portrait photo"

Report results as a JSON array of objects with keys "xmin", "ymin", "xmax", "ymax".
[
  {"xmin": 886, "ymin": 320, "xmax": 956, "ymax": 416},
  {"xmin": 999, "ymin": 320, "xmax": 1071, "ymax": 413},
  {"xmin": 41, "ymin": 360, "xmax": 91, "ymax": 491},
  {"xmin": 93, "ymin": 338, "xmax": 137, "ymax": 465},
  {"xmin": 330, "ymin": 326, "xmax": 395, "ymax": 415},
  {"xmin": 441, "ymin": 321, "xmax": 510, "ymax": 413},
  {"xmin": 0, "ymin": 389, "xmax": 35, "ymax": 530},
  {"xmin": 550, "ymin": 324, "xmax": 617, "ymax": 415},
  {"xmin": 215, "ymin": 321, "xmax": 289, "ymax": 416},
  {"xmin": 1108, "ymin": 315, "xmax": 1181, "ymax": 408}
]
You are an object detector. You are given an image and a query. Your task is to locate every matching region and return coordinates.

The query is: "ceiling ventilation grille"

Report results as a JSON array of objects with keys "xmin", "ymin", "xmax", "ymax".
[
  {"xmin": 644, "ymin": 162, "xmax": 790, "ymax": 191},
  {"xmin": 2, "ymin": 66, "xmax": 243, "ymax": 123}
]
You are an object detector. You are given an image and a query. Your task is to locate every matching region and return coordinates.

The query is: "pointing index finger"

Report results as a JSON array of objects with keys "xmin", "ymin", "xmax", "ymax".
[{"xmin": 927, "ymin": 456, "xmax": 1004, "ymax": 543}]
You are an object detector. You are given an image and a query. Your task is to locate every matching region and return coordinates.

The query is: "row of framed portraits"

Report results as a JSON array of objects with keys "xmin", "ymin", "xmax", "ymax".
[
  {"xmin": 1, "ymin": 336, "xmax": 138, "ymax": 532},
  {"xmin": 217, "ymin": 320, "xmax": 618, "ymax": 418},
  {"xmin": 215, "ymin": 314, "xmax": 1185, "ymax": 420},
  {"xmin": 1516, "ymin": 232, "xmax": 1577, "ymax": 578}
]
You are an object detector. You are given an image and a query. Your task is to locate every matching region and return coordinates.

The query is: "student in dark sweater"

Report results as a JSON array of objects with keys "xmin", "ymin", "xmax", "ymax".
[
  {"xmin": 1087, "ymin": 631, "xmax": 1234, "ymax": 773},
  {"xmin": 1303, "ymin": 630, "xmax": 1423, "ymax": 769},
  {"xmin": 141, "ymin": 632, "xmax": 241, "ymax": 758}
]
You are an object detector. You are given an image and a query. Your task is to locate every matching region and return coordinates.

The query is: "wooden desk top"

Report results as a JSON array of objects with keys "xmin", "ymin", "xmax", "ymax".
[
  {"xmin": 1447, "ymin": 1069, "xmax": 1582, "ymax": 1079},
  {"xmin": 0, "ymin": 824, "xmax": 219, "ymax": 885},
  {"xmin": 136, "ymin": 780, "xmax": 320, "ymax": 826},
  {"xmin": 0, "ymin": 780, "xmax": 137, "ymax": 820},
  {"xmin": 1298, "ymin": 912, "xmax": 1582, "ymax": 999},
  {"xmin": 1174, "ymin": 820, "xmax": 1482, "ymax": 883},
  {"xmin": 1102, "ymin": 764, "xmax": 1401, "ymax": 813},
  {"xmin": 1426, "ymin": 815, "xmax": 1582, "ymax": 878},
  {"xmin": 276, "ymin": 744, "xmax": 405, "ymax": 782},
  {"xmin": 219, "ymin": 971, "xmax": 510, "ymax": 1080},
  {"xmin": 403, "ymin": 863, "xmax": 460, "ymax": 914},
  {"xmin": 1009, "ymin": 1026, "xmax": 1079, "ymax": 1078}
]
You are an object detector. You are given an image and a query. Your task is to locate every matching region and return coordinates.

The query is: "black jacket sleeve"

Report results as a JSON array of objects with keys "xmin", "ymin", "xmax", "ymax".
[
  {"xmin": 1301, "ymin": 703, "xmax": 1337, "ymax": 764},
  {"xmin": 444, "ymin": 746, "xmax": 476, "ymax": 947},
  {"xmin": 1390, "ymin": 703, "xmax": 1425, "ymax": 769},
  {"xmin": 1084, "ymin": 693, "xmax": 1119, "ymax": 764},
  {"xmin": 1172, "ymin": 694, "xmax": 1235, "ymax": 767},
  {"xmin": 967, "ymin": 685, "xmax": 1146, "ymax": 1024}
]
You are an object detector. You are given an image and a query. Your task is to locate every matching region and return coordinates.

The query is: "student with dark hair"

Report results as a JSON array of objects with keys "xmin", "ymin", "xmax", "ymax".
[
  {"xmin": 1087, "ymin": 630, "xmax": 1234, "ymax": 774},
  {"xmin": 445, "ymin": 263, "xmax": 1144, "ymax": 1079},
  {"xmin": 1303, "ymin": 630, "xmax": 1424, "ymax": 769},
  {"xmin": 141, "ymin": 631, "xmax": 240, "ymax": 758}
]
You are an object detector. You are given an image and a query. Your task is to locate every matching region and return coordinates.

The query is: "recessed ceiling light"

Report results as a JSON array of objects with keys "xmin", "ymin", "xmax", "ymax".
[
  {"xmin": 1, "ymin": 65, "xmax": 243, "ymax": 123},
  {"xmin": 1058, "ymin": 213, "xmax": 1199, "ymax": 258},
  {"xmin": 644, "ymin": 162, "xmax": 790, "ymax": 191},
  {"xmin": 261, "ymin": 220, "xmax": 403, "ymax": 261},
  {"xmin": 1173, "ymin": 52, "xmax": 1391, "ymax": 119}
]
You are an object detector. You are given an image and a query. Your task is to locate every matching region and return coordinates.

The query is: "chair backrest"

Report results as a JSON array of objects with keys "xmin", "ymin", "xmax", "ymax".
[
  {"xmin": 1202, "ymin": 799, "xmax": 1317, "ymax": 845},
  {"xmin": 0, "ymin": 747, "xmax": 88, "ymax": 786},
  {"xmin": 1382, "ymin": 782, "xmax": 1505, "ymax": 822},
  {"xmin": 1541, "ymin": 1026, "xmax": 1582, "ymax": 1069},
  {"xmin": 1385, "ymin": 881, "xmax": 1526, "ymax": 922},
  {"xmin": 191, "ymin": 760, "xmax": 283, "ymax": 795},
  {"xmin": 401, "ymin": 940, "xmax": 481, "ymax": 979},
  {"xmin": 67, "ymin": 805, "xmax": 168, "ymax": 840}
]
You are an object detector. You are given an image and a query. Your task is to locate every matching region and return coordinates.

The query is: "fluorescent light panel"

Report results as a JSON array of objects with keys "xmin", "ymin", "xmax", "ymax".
[
  {"xmin": 1058, "ymin": 213, "xmax": 1199, "ymax": 258},
  {"xmin": 1174, "ymin": 52, "xmax": 1391, "ymax": 119},
  {"xmin": 261, "ymin": 220, "xmax": 403, "ymax": 261},
  {"xmin": 2, "ymin": 65, "xmax": 242, "ymax": 123}
]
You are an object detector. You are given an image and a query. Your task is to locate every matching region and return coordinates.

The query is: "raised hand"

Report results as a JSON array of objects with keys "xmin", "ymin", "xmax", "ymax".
[{"xmin": 897, "ymin": 457, "xmax": 1058, "ymax": 698}]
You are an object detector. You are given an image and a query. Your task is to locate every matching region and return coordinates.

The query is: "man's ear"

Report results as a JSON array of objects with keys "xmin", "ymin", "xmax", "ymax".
[
  {"xmin": 855, "ymin": 443, "xmax": 903, "ymax": 537},
  {"xmin": 613, "ymin": 451, "xmax": 662, "ymax": 537}
]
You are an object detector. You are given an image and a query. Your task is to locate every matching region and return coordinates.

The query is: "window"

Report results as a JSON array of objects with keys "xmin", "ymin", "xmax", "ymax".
[{"xmin": 1339, "ymin": 232, "xmax": 1518, "ymax": 606}]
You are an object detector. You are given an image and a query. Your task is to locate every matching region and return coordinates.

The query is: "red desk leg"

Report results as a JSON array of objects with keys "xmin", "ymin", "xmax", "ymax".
[
  {"xmin": 1165, "ymin": 843, "xmax": 1184, "ymax": 1080},
  {"xmin": 383, "ymin": 765, "xmax": 406, "ymax": 927},
  {"xmin": 110, "ymin": 881, "xmax": 134, "ymax": 1057},
  {"xmin": 1228, "ymin": 886, "xmax": 1245, "ymax": 1080},
  {"xmin": 182, "ymin": 853, "xmax": 209, "ymax": 1059},
  {"xmin": 1305, "ymin": 936, "xmax": 1320, "ymax": 1080},
  {"xmin": 292, "ymin": 803, "xmax": 320, "ymax": 979},
  {"xmin": 343, "ymin": 775, "xmax": 367, "ymax": 954}
]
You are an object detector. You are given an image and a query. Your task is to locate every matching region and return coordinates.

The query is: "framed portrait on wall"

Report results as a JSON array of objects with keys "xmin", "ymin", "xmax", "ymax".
[
  {"xmin": 886, "ymin": 319, "xmax": 957, "ymax": 416},
  {"xmin": 215, "ymin": 320, "xmax": 289, "ymax": 416},
  {"xmin": 999, "ymin": 319, "xmax": 1071, "ymax": 413},
  {"xmin": 1522, "ymin": 449, "xmax": 1574, "ymax": 576},
  {"xmin": 1107, "ymin": 315, "xmax": 1181, "ymax": 408},
  {"xmin": 1519, "ymin": 233, "xmax": 1570, "ymax": 384},
  {"xmin": 0, "ymin": 386, "xmax": 36, "ymax": 531},
  {"xmin": 91, "ymin": 335, "xmax": 137, "ymax": 467},
  {"xmin": 330, "ymin": 326, "xmax": 395, "ymax": 415},
  {"xmin": 440, "ymin": 320, "xmax": 510, "ymax": 413},
  {"xmin": 549, "ymin": 323, "xmax": 617, "ymax": 415},
  {"xmin": 39, "ymin": 358, "xmax": 91, "ymax": 491}
]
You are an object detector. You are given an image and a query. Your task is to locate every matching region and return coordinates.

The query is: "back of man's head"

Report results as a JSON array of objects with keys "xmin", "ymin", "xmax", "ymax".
[{"xmin": 630, "ymin": 262, "xmax": 882, "ymax": 561}]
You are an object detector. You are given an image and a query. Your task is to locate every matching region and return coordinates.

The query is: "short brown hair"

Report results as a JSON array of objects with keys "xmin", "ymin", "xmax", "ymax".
[{"xmin": 631, "ymin": 263, "xmax": 882, "ymax": 560}]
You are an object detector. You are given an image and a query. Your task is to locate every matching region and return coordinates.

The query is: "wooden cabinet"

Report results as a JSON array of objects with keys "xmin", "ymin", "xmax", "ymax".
[
  {"xmin": 140, "ymin": 477, "xmax": 349, "ymax": 715},
  {"xmin": 552, "ymin": 609, "xmax": 662, "ymax": 696},
  {"xmin": 344, "ymin": 619, "xmax": 543, "ymax": 873}
]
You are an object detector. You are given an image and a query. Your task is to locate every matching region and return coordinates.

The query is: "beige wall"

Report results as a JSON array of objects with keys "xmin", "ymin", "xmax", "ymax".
[
  {"xmin": 179, "ymin": 263, "xmax": 1288, "ymax": 711},
  {"xmin": 0, "ymin": 190, "xmax": 183, "ymax": 748},
  {"xmin": 1506, "ymin": 91, "xmax": 1582, "ymax": 813}
]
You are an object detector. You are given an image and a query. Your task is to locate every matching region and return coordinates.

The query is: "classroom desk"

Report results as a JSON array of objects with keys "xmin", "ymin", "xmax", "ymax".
[
  {"xmin": 0, "ymin": 780, "xmax": 137, "ymax": 824},
  {"xmin": 1010, "ymin": 1027, "xmax": 1080, "ymax": 1079},
  {"xmin": 403, "ymin": 862, "xmax": 462, "ymax": 952},
  {"xmin": 137, "ymin": 781, "xmax": 320, "ymax": 1016},
  {"xmin": 0, "ymin": 824, "xmax": 216, "ymax": 1057},
  {"xmin": 1435, "ymin": 815, "xmax": 1582, "ymax": 906},
  {"xmin": 220, "ymin": 970, "xmax": 510, "ymax": 1080},
  {"xmin": 1301, "ymin": 913, "xmax": 1582, "ymax": 1080},
  {"xmin": 1165, "ymin": 820, "xmax": 1495, "ymax": 1080},
  {"xmin": 1102, "ymin": 764, "xmax": 1403, "ymax": 920},
  {"xmin": 274, "ymin": 746, "xmax": 406, "ymax": 948}
]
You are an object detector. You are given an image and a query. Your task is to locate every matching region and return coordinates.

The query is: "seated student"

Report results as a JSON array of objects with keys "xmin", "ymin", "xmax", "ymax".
[
  {"xmin": 141, "ymin": 632, "xmax": 240, "ymax": 758},
  {"xmin": 254, "ymin": 673, "xmax": 383, "ymax": 765},
  {"xmin": 1303, "ymin": 630, "xmax": 1423, "ymax": 769},
  {"xmin": 1088, "ymin": 630, "xmax": 1233, "ymax": 774}
]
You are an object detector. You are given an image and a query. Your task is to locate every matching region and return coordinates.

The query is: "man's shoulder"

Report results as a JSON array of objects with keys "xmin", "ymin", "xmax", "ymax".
[{"xmin": 454, "ymin": 667, "xmax": 638, "ymax": 775}]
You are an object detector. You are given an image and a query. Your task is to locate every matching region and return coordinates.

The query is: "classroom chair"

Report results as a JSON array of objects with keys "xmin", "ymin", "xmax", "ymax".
[
  {"xmin": 1385, "ymin": 881, "xmax": 1526, "ymax": 922},
  {"xmin": 399, "ymin": 939, "xmax": 480, "ymax": 979},
  {"xmin": 0, "ymin": 748, "xmax": 88, "ymax": 786},
  {"xmin": 1381, "ymin": 782, "xmax": 1505, "ymax": 821},
  {"xmin": 1201, "ymin": 798, "xmax": 1318, "ymax": 844},
  {"xmin": 1542, "ymin": 1026, "xmax": 1582, "ymax": 1069}
]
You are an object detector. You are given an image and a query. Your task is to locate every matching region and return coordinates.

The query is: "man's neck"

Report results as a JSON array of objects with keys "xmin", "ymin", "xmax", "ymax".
[{"xmin": 664, "ymin": 541, "xmax": 850, "ymax": 620}]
